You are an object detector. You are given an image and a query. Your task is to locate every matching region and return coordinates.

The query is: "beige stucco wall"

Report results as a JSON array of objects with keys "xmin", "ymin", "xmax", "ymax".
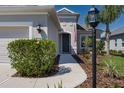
[
  {"xmin": 60, "ymin": 22, "xmax": 77, "ymax": 54},
  {"xmin": 47, "ymin": 15, "xmax": 59, "ymax": 54}
]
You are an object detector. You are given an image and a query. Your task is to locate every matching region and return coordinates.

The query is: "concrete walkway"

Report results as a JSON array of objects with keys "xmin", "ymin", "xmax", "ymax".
[{"xmin": 0, "ymin": 54, "xmax": 87, "ymax": 88}]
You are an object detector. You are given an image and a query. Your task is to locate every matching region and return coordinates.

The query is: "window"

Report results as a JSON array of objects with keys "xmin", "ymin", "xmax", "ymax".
[
  {"xmin": 122, "ymin": 43, "xmax": 124, "ymax": 47},
  {"xmin": 80, "ymin": 35, "xmax": 92, "ymax": 49},
  {"xmin": 115, "ymin": 39, "xmax": 117, "ymax": 47},
  {"xmin": 122, "ymin": 39, "xmax": 124, "ymax": 47},
  {"xmin": 80, "ymin": 36, "xmax": 85, "ymax": 48}
]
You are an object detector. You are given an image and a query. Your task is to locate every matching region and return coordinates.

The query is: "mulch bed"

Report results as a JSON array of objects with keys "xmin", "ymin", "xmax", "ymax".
[
  {"xmin": 12, "ymin": 55, "xmax": 60, "ymax": 78},
  {"xmin": 72, "ymin": 54, "xmax": 124, "ymax": 88}
]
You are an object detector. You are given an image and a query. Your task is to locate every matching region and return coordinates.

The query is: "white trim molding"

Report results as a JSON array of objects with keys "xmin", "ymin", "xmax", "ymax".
[
  {"xmin": 57, "ymin": 7, "xmax": 75, "ymax": 14},
  {"xmin": 29, "ymin": 26, "xmax": 33, "ymax": 39},
  {"xmin": 0, "ymin": 12, "xmax": 48, "ymax": 15},
  {"xmin": 0, "ymin": 22, "xmax": 33, "ymax": 26}
]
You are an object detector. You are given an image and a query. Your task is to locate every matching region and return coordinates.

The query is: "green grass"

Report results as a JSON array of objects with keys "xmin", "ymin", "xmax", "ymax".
[{"xmin": 100, "ymin": 55, "xmax": 124, "ymax": 76}]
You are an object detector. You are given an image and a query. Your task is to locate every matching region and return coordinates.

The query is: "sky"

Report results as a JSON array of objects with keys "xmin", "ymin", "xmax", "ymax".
[{"xmin": 55, "ymin": 5, "xmax": 124, "ymax": 32}]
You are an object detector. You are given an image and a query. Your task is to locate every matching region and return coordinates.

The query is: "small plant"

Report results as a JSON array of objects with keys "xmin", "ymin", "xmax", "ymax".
[
  {"xmin": 104, "ymin": 60, "xmax": 120, "ymax": 78},
  {"xmin": 47, "ymin": 80, "xmax": 63, "ymax": 88}
]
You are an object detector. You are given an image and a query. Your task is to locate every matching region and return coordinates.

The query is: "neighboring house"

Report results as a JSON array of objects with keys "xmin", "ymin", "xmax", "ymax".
[
  {"xmin": 0, "ymin": 6, "xmax": 101, "ymax": 63},
  {"xmin": 102, "ymin": 26, "xmax": 124, "ymax": 52}
]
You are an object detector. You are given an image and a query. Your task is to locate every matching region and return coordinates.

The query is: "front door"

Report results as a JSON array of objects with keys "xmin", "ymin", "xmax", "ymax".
[{"xmin": 62, "ymin": 34, "xmax": 70, "ymax": 53}]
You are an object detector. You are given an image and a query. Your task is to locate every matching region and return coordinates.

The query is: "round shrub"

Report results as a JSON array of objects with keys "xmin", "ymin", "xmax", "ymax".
[{"xmin": 7, "ymin": 39, "xmax": 56, "ymax": 77}]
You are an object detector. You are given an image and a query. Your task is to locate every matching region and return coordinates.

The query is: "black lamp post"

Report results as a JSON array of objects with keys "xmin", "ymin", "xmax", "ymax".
[{"xmin": 88, "ymin": 6, "xmax": 99, "ymax": 88}]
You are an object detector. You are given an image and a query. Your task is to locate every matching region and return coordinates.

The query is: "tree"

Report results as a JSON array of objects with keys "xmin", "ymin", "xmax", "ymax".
[
  {"xmin": 100, "ymin": 5, "xmax": 124, "ymax": 55},
  {"xmin": 84, "ymin": 5, "xmax": 124, "ymax": 55}
]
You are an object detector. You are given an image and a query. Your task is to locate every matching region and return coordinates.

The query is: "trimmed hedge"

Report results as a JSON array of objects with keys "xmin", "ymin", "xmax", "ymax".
[
  {"xmin": 7, "ymin": 39, "xmax": 56, "ymax": 77},
  {"xmin": 109, "ymin": 50, "xmax": 123, "ymax": 56}
]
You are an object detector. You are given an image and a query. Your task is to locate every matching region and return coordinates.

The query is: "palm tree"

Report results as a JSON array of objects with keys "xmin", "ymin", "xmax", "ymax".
[
  {"xmin": 100, "ymin": 5, "xmax": 124, "ymax": 55},
  {"xmin": 84, "ymin": 5, "xmax": 124, "ymax": 55}
]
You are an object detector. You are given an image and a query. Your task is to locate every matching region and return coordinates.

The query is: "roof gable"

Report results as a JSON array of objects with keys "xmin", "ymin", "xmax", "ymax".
[{"xmin": 57, "ymin": 7, "xmax": 76, "ymax": 14}]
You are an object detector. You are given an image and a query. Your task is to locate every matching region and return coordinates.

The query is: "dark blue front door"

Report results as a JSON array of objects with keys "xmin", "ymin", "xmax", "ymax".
[{"xmin": 62, "ymin": 34, "xmax": 69, "ymax": 53}]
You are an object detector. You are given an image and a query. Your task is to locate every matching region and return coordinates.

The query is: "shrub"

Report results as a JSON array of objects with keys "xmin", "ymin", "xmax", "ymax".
[
  {"xmin": 109, "ymin": 50, "xmax": 123, "ymax": 56},
  {"xmin": 7, "ymin": 39, "xmax": 56, "ymax": 77}
]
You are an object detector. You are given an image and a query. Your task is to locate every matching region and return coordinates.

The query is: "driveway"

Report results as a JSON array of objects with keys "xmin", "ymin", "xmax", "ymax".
[{"xmin": 0, "ymin": 54, "xmax": 87, "ymax": 88}]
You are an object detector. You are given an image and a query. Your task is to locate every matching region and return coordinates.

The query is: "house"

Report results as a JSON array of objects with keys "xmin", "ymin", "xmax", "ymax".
[
  {"xmin": 102, "ymin": 26, "xmax": 124, "ymax": 52},
  {"xmin": 0, "ymin": 6, "xmax": 100, "ymax": 63}
]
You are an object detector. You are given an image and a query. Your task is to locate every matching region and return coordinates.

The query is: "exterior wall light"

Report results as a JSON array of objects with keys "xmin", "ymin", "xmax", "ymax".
[{"xmin": 37, "ymin": 24, "xmax": 44, "ymax": 33}]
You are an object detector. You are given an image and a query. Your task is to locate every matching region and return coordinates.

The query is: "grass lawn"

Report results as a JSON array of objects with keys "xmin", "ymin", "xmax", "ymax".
[{"xmin": 100, "ymin": 55, "xmax": 124, "ymax": 76}]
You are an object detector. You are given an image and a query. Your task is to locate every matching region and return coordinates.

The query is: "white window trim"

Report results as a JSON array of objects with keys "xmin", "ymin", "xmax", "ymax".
[{"xmin": 0, "ymin": 22, "xmax": 33, "ymax": 39}]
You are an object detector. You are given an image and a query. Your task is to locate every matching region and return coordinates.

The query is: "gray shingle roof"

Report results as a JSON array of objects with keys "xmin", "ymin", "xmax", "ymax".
[{"xmin": 111, "ymin": 26, "xmax": 124, "ymax": 36}]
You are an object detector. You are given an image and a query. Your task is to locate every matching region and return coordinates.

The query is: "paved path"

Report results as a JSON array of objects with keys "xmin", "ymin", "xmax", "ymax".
[{"xmin": 0, "ymin": 54, "xmax": 87, "ymax": 88}]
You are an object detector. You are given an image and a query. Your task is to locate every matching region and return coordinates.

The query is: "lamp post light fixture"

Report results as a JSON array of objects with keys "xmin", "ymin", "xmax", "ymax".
[{"xmin": 88, "ymin": 6, "xmax": 99, "ymax": 88}]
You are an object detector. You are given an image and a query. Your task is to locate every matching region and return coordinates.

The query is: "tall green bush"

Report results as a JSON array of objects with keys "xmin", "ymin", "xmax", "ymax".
[{"xmin": 7, "ymin": 39, "xmax": 56, "ymax": 77}]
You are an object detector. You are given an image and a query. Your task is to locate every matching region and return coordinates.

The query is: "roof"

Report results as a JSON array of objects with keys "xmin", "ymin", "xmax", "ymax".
[
  {"xmin": 57, "ymin": 7, "xmax": 80, "ymax": 15},
  {"xmin": 57, "ymin": 7, "xmax": 80, "ymax": 22},
  {"xmin": 111, "ymin": 26, "xmax": 124, "ymax": 36},
  {"xmin": 77, "ymin": 24, "xmax": 86, "ymax": 30},
  {"xmin": 57, "ymin": 7, "xmax": 76, "ymax": 14}
]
